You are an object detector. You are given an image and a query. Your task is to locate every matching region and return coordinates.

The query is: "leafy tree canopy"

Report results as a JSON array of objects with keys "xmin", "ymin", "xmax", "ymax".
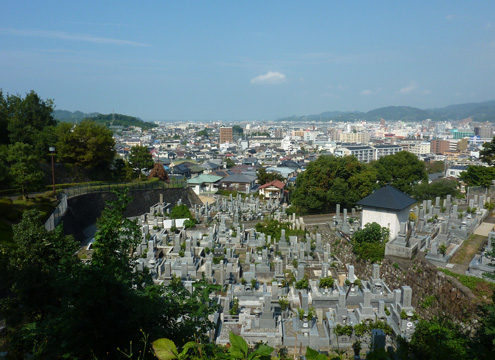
[
  {"xmin": 128, "ymin": 145, "xmax": 154, "ymax": 180},
  {"xmin": 291, "ymin": 155, "xmax": 378, "ymax": 213},
  {"xmin": 373, "ymin": 151, "xmax": 428, "ymax": 194},
  {"xmin": 352, "ymin": 222, "xmax": 389, "ymax": 262},
  {"xmin": 7, "ymin": 142, "xmax": 44, "ymax": 199},
  {"xmin": 5, "ymin": 90, "xmax": 56, "ymax": 146},
  {"xmin": 459, "ymin": 165, "xmax": 495, "ymax": 188},
  {"xmin": 232, "ymin": 125, "xmax": 243, "ymax": 136},
  {"xmin": 480, "ymin": 136, "xmax": 495, "ymax": 166},
  {"xmin": 56, "ymin": 119, "xmax": 116, "ymax": 172},
  {"xmin": 425, "ymin": 160, "xmax": 445, "ymax": 174},
  {"xmin": 411, "ymin": 179, "xmax": 459, "ymax": 201},
  {"xmin": 257, "ymin": 167, "xmax": 284, "ymax": 185}
]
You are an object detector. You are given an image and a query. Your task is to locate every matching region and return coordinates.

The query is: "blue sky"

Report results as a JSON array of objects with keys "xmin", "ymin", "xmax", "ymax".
[{"xmin": 1, "ymin": 1, "xmax": 494, "ymax": 121}]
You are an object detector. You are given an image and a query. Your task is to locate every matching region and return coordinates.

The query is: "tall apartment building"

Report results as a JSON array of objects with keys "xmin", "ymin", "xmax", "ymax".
[
  {"xmin": 219, "ymin": 127, "xmax": 233, "ymax": 144},
  {"xmin": 430, "ymin": 139, "xmax": 450, "ymax": 154},
  {"xmin": 335, "ymin": 144, "xmax": 403, "ymax": 163},
  {"xmin": 292, "ymin": 130, "xmax": 305, "ymax": 137},
  {"xmin": 373, "ymin": 144, "xmax": 403, "ymax": 160},
  {"xmin": 335, "ymin": 146, "xmax": 375, "ymax": 163},
  {"xmin": 409, "ymin": 142, "xmax": 431, "ymax": 156},
  {"xmin": 339, "ymin": 132, "xmax": 370, "ymax": 143}
]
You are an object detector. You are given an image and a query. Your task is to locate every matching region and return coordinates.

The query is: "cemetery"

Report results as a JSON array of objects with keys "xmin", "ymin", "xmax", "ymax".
[{"xmin": 79, "ymin": 184, "xmax": 493, "ymax": 354}]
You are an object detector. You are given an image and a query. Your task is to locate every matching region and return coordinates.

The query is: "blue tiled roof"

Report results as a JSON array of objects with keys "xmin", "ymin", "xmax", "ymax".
[{"xmin": 357, "ymin": 185, "xmax": 416, "ymax": 211}]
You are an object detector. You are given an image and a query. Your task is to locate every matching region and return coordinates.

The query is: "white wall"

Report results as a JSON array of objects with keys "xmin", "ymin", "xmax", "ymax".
[{"xmin": 361, "ymin": 207, "xmax": 410, "ymax": 241}]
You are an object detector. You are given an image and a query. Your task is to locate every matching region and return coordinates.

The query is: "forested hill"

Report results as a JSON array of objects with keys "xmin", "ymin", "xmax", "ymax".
[
  {"xmin": 276, "ymin": 100, "xmax": 495, "ymax": 123},
  {"xmin": 53, "ymin": 110, "xmax": 157, "ymax": 130}
]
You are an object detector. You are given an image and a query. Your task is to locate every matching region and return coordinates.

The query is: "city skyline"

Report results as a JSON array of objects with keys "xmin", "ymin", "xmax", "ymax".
[{"xmin": 1, "ymin": 1, "xmax": 494, "ymax": 121}]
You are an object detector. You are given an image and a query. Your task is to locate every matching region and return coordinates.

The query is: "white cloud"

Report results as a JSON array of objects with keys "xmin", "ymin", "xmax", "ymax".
[
  {"xmin": 422, "ymin": 89, "xmax": 432, "ymax": 95},
  {"xmin": 0, "ymin": 28, "xmax": 148, "ymax": 46},
  {"xmin": 250, "ymin": 71, "xmax": 287, "ymax": 84},
  {"xmin": 360, "ymin": 89, "xmax": 374, "ymax": 96},
  {"xmin": 399, "ymin": 81, "xmax": 418, "ymax": 94},
  {"xmin": 446, "ymin": 14, "xmax": 455, "ymax": 20}
]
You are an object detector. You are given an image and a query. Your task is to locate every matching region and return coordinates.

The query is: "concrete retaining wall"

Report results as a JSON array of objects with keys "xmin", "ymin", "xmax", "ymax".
[{"xmin": 62, "ymin": 188, "xmax": 202, "ymax": 242}]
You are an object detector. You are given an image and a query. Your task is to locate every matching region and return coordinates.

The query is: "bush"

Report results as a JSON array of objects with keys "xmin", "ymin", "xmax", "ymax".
[
  {"xmin": 351, "ymin": 222, "xmax": 388, "ymax": 262},
  {"xmin": 0, "ymin": 198, "xmax": 13, "ymax": 217},
  {"xmin": 295, "ymin": 277, "xmax": 309, "ymax": 290},
  {"xmin": 278, "ymin": 297, "xmax": 289, "ymax": 311},
  {"xmin": 319, "ymin": 276, "xmax": 334, "ymax": 288}
]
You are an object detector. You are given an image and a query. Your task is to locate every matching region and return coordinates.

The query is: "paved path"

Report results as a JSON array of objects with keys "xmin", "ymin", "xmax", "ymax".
[{"xmin": 474, "ymin": 222, "xmax": 494, "ymax": 236}]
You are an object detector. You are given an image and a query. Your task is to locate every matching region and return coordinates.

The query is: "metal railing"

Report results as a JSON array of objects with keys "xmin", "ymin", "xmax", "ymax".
[
  {"xmin": 44, "ymin": 194, "xmax": 68, "ymax": 231},
  {"xmin": 61, "ymin": 179, "xmax": 186, "ymax": 199}
]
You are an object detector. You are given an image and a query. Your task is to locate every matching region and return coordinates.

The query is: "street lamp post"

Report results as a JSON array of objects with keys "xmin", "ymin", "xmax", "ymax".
[{"xmin": 49, "ymin": 146, "xmax": 56, "ymax": 197}]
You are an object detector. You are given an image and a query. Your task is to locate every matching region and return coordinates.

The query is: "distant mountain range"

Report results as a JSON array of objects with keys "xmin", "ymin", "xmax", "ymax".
[
  {"xmin": 276, "ymin": 100, "xmax": 495, "ymax": 123},
  {"xmin": 53, "ymin": 110, "xmax": 157, "ymax": 130}
]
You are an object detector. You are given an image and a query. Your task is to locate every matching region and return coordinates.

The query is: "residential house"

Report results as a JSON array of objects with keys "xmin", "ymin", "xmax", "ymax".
[
  {"xmin": 258, "ymin": 180, "xmax": 286, "ymax": 201},
  {"xmin": 219, "ymin": 174, "xmax": 257, "ymax": 193},
  {"xmin": 187, "ymin": 174, "xmax": 223, "ymax": 195}
]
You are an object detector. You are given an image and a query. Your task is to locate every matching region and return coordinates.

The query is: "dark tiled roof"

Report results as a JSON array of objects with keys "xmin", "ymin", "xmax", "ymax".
[
  {"xmin": 356, "ymin": 185, "xmax": 416, "ymax": 211},
  {"xmin": 373, "ymin": 145, "xmax": 402, "ymax": 149},
  {"xmin": 345, "ymin": 146, "xmax": 373, "ymax": 150}
]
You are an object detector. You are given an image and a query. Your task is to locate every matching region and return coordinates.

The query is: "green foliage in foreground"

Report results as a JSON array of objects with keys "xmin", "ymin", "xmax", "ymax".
[{"xmin": 0, "ymin": 190, "xmax": 219, "ymax": 359}]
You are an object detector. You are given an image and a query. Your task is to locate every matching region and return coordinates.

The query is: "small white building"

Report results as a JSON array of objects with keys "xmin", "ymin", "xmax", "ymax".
[{"xmin": 356, "ymin": 185, "xmax": 416, "ymax": 241}]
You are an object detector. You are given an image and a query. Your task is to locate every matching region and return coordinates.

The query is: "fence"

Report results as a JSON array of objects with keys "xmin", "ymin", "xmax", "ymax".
[
  {"xmin": 466, "ymin": 185, "xmax": 495, "ymax": 202},
  {"xmin": 44, "ymin": 194, "xmax": 68, "ymax": 231},
  {"xmin": 61, "ymin": 179, "xmax": 186, "ymax": 199}
]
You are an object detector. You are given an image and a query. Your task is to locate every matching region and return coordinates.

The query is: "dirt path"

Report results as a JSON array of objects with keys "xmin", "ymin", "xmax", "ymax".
[{"xmin": 449, "ymin": 234, "xmax": 487, "ymax": 274}]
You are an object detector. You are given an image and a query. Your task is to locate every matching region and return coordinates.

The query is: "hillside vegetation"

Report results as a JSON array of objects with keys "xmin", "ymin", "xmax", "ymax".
[{"xmin": 277, "ymin": 99, "xmax": 495, "ymax": 122}]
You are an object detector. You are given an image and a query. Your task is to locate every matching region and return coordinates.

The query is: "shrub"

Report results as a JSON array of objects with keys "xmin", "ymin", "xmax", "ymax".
[
  {"xmin": 278, "ymin": 297, "xmax": 289, "ymax": 311},
  {"xmin": 295, "ymin": 277, "xmax": 309, "ymax": 290},
  {"xmin": 319, "ymin": 276, "xmax": 334, "ymax": 289}
]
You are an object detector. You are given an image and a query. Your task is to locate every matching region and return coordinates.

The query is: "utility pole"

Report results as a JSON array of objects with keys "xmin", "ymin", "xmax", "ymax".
[{"xmin": 49, "ymin": 146, "xmax": 56, "ymax": 197}]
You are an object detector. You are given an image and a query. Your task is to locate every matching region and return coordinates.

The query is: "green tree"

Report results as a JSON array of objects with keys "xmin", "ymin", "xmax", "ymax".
[
  {"xmin": 459, "ymin": 165, "xmax": 495, "ymax": 188},
  {"xmin": 129, "ymin": 145, "xmax": 154, "ymax": 180},
  {"xmin": 291, "ymin": 155, "xmax": 378, "ymax": 213},
  {"xmin": 0, "ymin": 146, "xmax": 10, "ymax": 187},
  {"xmin": 373, "ymin": 151, "xmax": 428, "ymax": 194},
  {"xmin": 472, "ymin": 293, "xmax": 495, "ymax": 359},
  {"xmin": 257, "ymin": 167, "xmax": 284, "ymax": 185},
  {"xmin": 425, "ymin": 160, "xmax": 445, "ymax": 174},
  {"xmin": 56, "ymin": 119, "xmax": 116, "ymax": 175},
  {"xmin": 196, "ymin": 128, "xmax": 209, "ymax": 137},
  {"xmin": 7, "ymin": 142, "xmax": 44, "ymax": 199},
  {"xmin": 480, "ymin": 136, "xmax": 495, "ymax": 166},
  {"xmin": 406, "ymin": 318, "xmax": 470, "ymax": 360},
  {"xmin": 6, "ymin": 90, "xmax": 56, "ymax": 146},
  {"xmin": 0, "ymin": 210, "xmax": 78, "ymax": 357},
  {"xmin": 0, "ymin": 190, "xmax": 221, "ymax": 358},
  {"xmin": 232, "ymin": 125, "xmax": 244, "ymax": 136},
  {"xmin": 0, "ymin": 91, "xmax": 10, "ymax": 145},
  {"xmin": 224, "ymin": 157, "xmax": 236, "ymax": 168},
  {"xmin": 352, "ymin": 222, "xmax": 389, "ymax": 262},
  {"xmin": 91, "ymin": 190, "xmax": 142, "ymax": 277},
  {"xmin": 411, "ymin": 179, "xmax": 459, "ymax": 201}
]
